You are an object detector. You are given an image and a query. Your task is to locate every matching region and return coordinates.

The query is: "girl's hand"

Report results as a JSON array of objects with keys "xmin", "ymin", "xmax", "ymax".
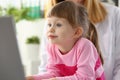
[
  {"xmin": 26, "ymin": 76, "xmax": 34, "ymax": 80},
  {"xmin": 50, "ymin": 78, "xmax": 57, "ymax": 80},
  {"xmin": 42, "ymin": 78, "xmax": 57, "ymax": 80}
]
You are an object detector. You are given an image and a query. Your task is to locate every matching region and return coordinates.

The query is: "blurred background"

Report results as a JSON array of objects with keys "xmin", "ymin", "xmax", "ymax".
[{"xmin": 0, "ymin": 0, "xmax": 119, "ymax": 76}]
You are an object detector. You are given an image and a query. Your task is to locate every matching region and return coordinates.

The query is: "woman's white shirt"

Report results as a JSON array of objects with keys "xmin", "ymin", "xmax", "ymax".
[{"xmin": 95, "ymin": 3, "xmax": 120, "ymax": 80}]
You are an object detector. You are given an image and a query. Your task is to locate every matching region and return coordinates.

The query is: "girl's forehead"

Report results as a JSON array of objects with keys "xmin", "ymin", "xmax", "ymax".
[
  {"xmin": 47, "ymin": 17, "xmax": 67, "ymax": 21},
  {"xmin": 46, "ymin": 17, "xmax": 72, "ymax": 25}
]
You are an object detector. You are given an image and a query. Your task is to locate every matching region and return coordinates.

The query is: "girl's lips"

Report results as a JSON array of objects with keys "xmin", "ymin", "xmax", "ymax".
[{"xmin": 48, "ymin": 35, "xmax": 57, "ymax": 39}]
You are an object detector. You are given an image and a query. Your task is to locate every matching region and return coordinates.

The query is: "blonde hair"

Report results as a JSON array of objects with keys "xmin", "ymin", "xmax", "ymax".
[
  {"xmin": 84, "ymin": 0, "xmax": 107, "ymax": 24},
  {"xmin": 44, "ymin": 0, "xmax": 56, "ymax": 17},
  {"xmin": 44, "ymin": 0, "xmax": 64, "ymax": 17},
  {"xmin": 45, "ymin": 0, "xmax": 107, "ymax": 23},
  {"xmin": 47, "ymin": 1, "xmax": 104, "ymax": 64}
]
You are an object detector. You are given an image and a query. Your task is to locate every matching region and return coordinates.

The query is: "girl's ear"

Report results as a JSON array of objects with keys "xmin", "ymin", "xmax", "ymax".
[{"xmin": 73, "ymin": 27, "xmax": 83, "ymax": 38}]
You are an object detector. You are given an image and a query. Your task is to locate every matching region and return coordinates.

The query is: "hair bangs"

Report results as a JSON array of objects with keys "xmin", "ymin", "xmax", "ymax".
[
  {"xmin": 47, "ymin": 1, "xmax": 76, "ymax": 26},
  {"xmin": 47, "ymin": 6, "xmax": 68, "ymax": 19}
]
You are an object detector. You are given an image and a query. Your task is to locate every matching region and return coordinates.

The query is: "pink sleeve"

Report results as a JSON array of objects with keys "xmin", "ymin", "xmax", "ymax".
[
  {"xmin": 33, "ymin": 41, "xmax": 104, "ymax": 80},
  {"xmin": 33, "ymin": 44, "xmax": 61, "ymax": 80},
  {"xmin": 55, "ymin": 42, "xmax": 104, "ymax": 80}
]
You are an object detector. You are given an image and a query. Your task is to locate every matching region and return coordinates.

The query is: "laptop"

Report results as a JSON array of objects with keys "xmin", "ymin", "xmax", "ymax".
[{"xmin": 0, "ymin": 16, "xmax": 25, "ymax": 80}]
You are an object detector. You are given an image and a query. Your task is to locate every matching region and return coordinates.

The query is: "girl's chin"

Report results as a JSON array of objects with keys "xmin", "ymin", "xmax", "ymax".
[
  {"xmin": 49, "ymin": 40, "xmax": 57, "ymax": 44},
  {"xmin": 48, "ymin": 39, "xmax": 61, "ymax": 44}
]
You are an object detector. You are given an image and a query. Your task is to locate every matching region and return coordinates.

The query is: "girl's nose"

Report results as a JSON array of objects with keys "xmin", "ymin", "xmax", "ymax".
[{"xmin": 49, "ymin": 26, "xmax": 55, "ymax": 33}]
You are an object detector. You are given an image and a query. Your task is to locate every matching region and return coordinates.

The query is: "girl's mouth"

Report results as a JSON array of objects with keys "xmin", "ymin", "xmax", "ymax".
[{"xmin": 48, "ymin": 35, "xmax": 57, "ymax": 39}]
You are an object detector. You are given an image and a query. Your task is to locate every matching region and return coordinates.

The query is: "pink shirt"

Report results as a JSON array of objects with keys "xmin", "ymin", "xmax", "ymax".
[{"xmin": 34, "ymin": 38, "xmax": 105, "ymax": 80}]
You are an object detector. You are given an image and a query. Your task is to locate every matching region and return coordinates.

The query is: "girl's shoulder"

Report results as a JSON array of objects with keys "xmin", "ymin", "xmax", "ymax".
[
  {"xmin": 76, "ymin": 38, "xmax": 98, "ymax": 58},
  {"xmin": 76, "ymin": 38, "xmax": 94, "ymax": 48}
]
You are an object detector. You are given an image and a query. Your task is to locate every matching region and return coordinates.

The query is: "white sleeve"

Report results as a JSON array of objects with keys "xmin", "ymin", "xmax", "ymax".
[
  {"xmin": 38, "ymin": 23, "xmax": 48, "ymax": 73},
  {"xmin": 113, "ymin": 7, "xmax": 120, "ymax": 80}
]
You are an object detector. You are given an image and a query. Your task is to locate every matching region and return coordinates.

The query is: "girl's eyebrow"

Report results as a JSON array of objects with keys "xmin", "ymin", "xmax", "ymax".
[{"xmin": 47, "ymin": 18, "xmax": 65, "ymax": 24}]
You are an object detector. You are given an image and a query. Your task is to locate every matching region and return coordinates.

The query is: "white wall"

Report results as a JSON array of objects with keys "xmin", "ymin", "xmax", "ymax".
[
  {"xmin": 119, "ymin": 0, "xmax": 120, "ymax": 6},
  {"xmin": 16, "ymin": 19, "xmax": 46, "ymax": 75}
]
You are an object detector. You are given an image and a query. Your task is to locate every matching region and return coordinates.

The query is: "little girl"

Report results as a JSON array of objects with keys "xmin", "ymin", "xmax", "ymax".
[{"xmin": 26, "ymin": 1, "xmax": 105, "ymax": 80}]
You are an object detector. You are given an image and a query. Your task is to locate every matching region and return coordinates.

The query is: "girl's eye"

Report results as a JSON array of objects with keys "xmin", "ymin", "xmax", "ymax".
[
  {"xmin": 56, "ymin": 23, "xmax": 62, "ymax": 27},
  {"xmin": 48, "ymin": 23, "xmax": 52, "ymax": 27}
]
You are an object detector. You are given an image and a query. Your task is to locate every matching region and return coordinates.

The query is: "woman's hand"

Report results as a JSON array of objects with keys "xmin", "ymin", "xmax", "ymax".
[{"xmin": 26, "ymin": 76, "xmax": 34, "ymax": 80}]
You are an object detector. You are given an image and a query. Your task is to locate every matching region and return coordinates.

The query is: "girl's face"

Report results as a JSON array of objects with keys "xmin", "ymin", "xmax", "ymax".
[
  {"xmin": 46, "ymin": 16, "xmax": 76, "ymax": 45},
  {"xmin": 66, "ymin": 0, "xmax": 84, "ymax": 4}
]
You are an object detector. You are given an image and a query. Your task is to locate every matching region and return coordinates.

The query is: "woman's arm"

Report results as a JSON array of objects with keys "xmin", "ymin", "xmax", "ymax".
[{"xmin": 113, "ymin": 7, "xmax": 120, "ymax": 80}]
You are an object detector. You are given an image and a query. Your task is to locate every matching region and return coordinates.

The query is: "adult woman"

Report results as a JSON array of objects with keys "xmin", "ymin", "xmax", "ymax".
[{"xmin": 39, "ymin": 0, "xmax": 120, "ymax": 80}]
